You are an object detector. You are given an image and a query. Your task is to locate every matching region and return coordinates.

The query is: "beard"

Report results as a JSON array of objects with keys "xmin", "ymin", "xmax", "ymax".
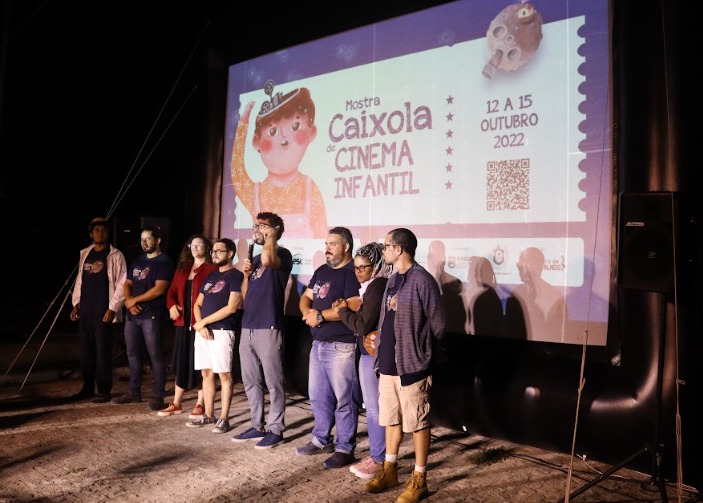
[
  {"xmin": 326, "ymin": 253, "xmax": 343, "ymax": 268},
  {"xmin": 215, "ymin": 256, "xmax": 230, "ymax": 267}
]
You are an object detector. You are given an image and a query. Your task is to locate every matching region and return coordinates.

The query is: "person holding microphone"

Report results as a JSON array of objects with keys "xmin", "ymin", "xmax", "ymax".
[{"xmin": 230, "ymin": 212, "xmax": 293, "ymax": 449}]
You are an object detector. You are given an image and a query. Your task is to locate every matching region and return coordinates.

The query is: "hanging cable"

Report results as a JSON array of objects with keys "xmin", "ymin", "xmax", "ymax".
[
  {"xmin": 563, "ymin": 0, "xmax": 615, "ymax": 499},
  {"xmin": 6, "ymin": 18, "xmax": 213, "ymax": 392},
  {"xmin": 110, "ymin": 84, "xmax": 198, "ymax": 213},
  {"xmin": 107, "ymin": 21, "xmax": 211, "ymax": 219}
]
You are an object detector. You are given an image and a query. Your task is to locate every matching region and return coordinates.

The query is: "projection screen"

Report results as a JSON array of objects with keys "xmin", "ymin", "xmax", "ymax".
[{"xmin": 221, "ymin": 0, "xmax": 612, "ymax": 346}]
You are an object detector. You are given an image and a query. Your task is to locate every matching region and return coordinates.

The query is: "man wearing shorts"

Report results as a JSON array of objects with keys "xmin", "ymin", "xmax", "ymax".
[
  {"xmin": 363, "ymin": 228, "xmax": 446, "ymax": 503},
  {"xmin": 186, "ymin": 238, "xmax": 244, "ymax": 434}
]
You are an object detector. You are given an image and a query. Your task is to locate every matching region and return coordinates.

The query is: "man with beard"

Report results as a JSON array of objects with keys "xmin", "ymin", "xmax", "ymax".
[
  {"xmin": 186, "ymin": 238, "xmax": 244, "ymax": 434},
  {"xmin": 231, "ymin": 212, "xmax": 292, "ymax": 449},
  {"xmin": 295, "ymin": 227, "xmax": 361, "ymax": 469},
  {"xmin": 113, "ymin": 226, "xmax": 174, "ymax": 411}
]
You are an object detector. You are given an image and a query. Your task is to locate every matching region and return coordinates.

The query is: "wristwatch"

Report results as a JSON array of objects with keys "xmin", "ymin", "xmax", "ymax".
[{"xmin": 316, "ymin": 312, "xmax": 325, "ymax": 326}]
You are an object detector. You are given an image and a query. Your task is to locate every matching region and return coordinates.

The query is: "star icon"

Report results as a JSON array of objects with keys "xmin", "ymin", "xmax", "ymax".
[
  {"xmin": 446, "ymin": 95, "xmax": 454, "ymax": 105},
  {"xmin": 445, "ymin": 180, "xmax": 453, "ymax": 189},
  {"xmin": 446, "ymin": 129, "xmax": 454, "ymax": 138},
  {"xmin": 445, "ymin": 163, "xmax": 453, "ymax": 172},
  {"xmin": 446, "ymin": 112, "xmax": 454, "ymax": 121}
]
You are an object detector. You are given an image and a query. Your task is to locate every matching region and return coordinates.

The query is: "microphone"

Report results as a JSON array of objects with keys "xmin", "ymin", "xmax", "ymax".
[{"xmin": 248, "ymin": 242, "xmax": 254, "ymax": 261}]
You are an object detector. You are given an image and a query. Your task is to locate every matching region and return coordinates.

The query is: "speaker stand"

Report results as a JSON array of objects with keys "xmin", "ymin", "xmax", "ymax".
[
  {"xmin": 562, "ymin": 292, "xmax": 670, "ymax": 503},
  {"xmin": 561, "ymin": 445, "xmax": 667, "ymax": 502}
]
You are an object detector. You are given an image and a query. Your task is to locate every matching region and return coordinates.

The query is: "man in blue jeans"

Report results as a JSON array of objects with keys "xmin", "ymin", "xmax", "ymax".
[
  {"xmin": 113, "ymin": 225, "xmax": 174, "ymax": 411},
  {"xmin": 296, "ymin": 226, "xmax": 361, "ymax": 469}
]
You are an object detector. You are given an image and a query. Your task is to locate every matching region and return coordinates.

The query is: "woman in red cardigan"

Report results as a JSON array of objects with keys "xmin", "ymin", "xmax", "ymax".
[{"xmin": 158, "ymin": 234, "xmax": 218, "ymax": 418}]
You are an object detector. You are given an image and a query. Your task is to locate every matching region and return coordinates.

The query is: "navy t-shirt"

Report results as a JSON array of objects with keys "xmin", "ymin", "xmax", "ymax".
[
  {"xmin": 307, "ymin": 261, "xmax": 360, "ymax": 343},
  {"xmin": 200, "ymin": 268, "xmax": 244, "ymax": 331},
  {"xmin": 242, "ymin": 247, "xmax": 293, "ymax": 330},
  {"xmin": 378, "ymin": 271, "xmax": 426, "ymax": 385},
  {"xmin": 80, "ymin": 247, "xmax": 110, "ymax": 316},
  {"xmin": 128, "ymin": 252, "xmax": 174, "ymax": 319},
  {"xmin": 378, "ymin": 275, "xmax": 401, "ymax": 376}
]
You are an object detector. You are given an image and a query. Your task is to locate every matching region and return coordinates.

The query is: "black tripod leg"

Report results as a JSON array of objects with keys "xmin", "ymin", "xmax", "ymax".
[
  {"xmin": 653, "ymin": 446, "xmax": 668, "ymax": 503},
  {"xmin": 561, "ymin": 447, "xmax": 648, "ymax": 502}
]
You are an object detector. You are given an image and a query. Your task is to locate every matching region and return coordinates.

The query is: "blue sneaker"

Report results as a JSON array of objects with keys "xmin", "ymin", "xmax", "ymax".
[
  {"xmin": 231, "ymin": 427, "xmax": 266, "ymax": 443},
  {"xmin": 254, "ymin": 431, "xmax": 284, "ymax": 450},
  {"xmin": 322, "ymin": 451, "xmax": 355, "ymax": 469},
  {"xmin": 295, "ymin": 440, "xmax": 334, "ymax": 456}
]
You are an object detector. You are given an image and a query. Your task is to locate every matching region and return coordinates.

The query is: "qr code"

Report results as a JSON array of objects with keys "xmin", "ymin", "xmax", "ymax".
[{"xmin": 486, "ymin": 158, "xmax": 529, "ymax": 210}]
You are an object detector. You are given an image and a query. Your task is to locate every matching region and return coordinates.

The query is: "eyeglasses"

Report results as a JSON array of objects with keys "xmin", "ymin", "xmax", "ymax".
[
  {"xmin": 354, "ymin": 265, "xmax": 372, "ymax": 272},
  {"xmin": 211, "ymin": 249, "xmax": 228, "ymax": 255},
  {"xmin": 188, "ymin": 242, "xmax": 205, "ymax": 249},
  {"xmin": 253, "ymin": 223, "xmax": 272, "ymax": 230}
]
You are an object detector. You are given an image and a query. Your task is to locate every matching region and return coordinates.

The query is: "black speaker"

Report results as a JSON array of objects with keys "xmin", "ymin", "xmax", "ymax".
[
  {"xmin": 112, "ymin": 216, "xmax": 170, "ymax": 265},
  {"xmin": 618, "ymin": 192, "xmax": 676, "ymax": 293}
]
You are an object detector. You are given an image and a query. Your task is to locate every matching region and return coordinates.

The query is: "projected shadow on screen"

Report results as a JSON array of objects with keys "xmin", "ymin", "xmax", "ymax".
[
  {"xmin": 504, "ymin": 247, "xmax": 569, "ymax": 342},
  {"xmin": 427, "ymin": 240, "xmax": 466, "ymax": 334},
  {"xmin": 461, "ymin": 256, "xmax": 504, "ymax": 338}
]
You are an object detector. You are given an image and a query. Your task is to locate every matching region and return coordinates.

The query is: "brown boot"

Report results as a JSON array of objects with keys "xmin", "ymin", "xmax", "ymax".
[
  {"xmin": 363, "ymin": 460, "xmax": 399, "ymax": 493},
  {"xmin": 396, "ymin": 470, "xmax": 428, "ymax": 503}
]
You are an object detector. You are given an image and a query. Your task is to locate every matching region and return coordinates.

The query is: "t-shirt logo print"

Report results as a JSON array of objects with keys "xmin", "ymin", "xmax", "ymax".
[
  {"xmin": 85, "ymin": 260, "xmax": 105, "ymax": 274},
  {"xmin": 205, "ymin": 279, "xmax": 226, "ymax": 294},
  {"xmin": 134, "ymin": 266, "xmax": 151, "ymax": 280},
  {"xmin": 386, "ymin": 292, "xmax": 398, "ymax": 312},
  {"xmin": 252, "ymin": 265, "xmax": 266, "ymax": 281},
  {"xmin": 313, "ymin": 281, "xmax": 331, "ymax": 299},
  {"xmin": 90, "ymin": 260, "xmax": 105, "ymax": 273}
]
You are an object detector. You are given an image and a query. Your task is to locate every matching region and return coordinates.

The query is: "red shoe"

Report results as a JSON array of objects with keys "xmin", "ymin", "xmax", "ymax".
[
  {"xmin": 188, "ymin": 403, "xmax": 204, "ymax": 420},
  {"xmin": 157, "ymin": 402, "xmax": 183, "ymax": 417}
]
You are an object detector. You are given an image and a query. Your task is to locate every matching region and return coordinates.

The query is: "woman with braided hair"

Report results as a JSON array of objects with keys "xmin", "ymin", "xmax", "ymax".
[{"xmin": 332, "ymin": 242, "xmax": 392, "ymax": 480}]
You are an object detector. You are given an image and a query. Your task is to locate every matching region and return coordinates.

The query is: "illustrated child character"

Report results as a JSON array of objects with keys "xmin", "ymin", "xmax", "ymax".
[{"xmin": 230, "ymin": 80, "xmax": 328, "ymax": 238}]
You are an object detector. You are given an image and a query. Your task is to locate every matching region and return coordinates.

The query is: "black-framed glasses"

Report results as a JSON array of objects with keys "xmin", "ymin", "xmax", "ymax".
[
  {"xmin": 211, "ymin": 249, "xmax": 228, "ymax": 255},
  {"xmin": 253, "ymin": 223, "xmax": 272, "ymax": 230},
  {"xmin": 354, "ymin": 264, "xmax": 372, "ymax": 272}
]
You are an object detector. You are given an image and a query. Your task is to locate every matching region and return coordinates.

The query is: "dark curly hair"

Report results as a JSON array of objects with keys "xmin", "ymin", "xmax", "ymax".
[{"xmin": 176, "ymin": 234, "xmax": 213, "ymax": 271}]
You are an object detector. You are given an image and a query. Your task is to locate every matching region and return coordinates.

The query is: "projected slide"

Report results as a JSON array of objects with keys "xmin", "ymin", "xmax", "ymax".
[{"xmin": 221, "ymin": 0, "xmax": 611, "ymax": 346}]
